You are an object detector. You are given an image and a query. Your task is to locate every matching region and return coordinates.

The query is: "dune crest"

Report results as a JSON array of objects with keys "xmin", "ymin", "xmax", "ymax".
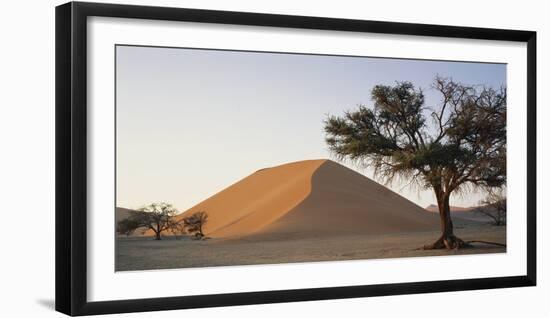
[{"xmin": 166, "ymin": 159, "xmax": 438, "ymax": 239}]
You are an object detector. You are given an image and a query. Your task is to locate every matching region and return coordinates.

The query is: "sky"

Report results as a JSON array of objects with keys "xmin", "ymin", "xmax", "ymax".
[{"xmin": 116, "ymin": 45, "xmax": 506, "ymax": 212}]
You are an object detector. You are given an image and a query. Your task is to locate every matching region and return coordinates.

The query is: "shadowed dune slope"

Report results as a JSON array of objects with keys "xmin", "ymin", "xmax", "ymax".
[
  {"xmin": 252, "ymin": 160, "xmax": 438, "ymax": 239},
  {"xmin": 174, "ymin": 159, "xmax": 439, "ymax": 239}
]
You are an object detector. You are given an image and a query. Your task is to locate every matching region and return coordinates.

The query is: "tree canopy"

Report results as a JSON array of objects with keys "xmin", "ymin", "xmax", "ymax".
[{"xmin": 126, "ymin": 202, "xmax": 180, "ymax": 240}]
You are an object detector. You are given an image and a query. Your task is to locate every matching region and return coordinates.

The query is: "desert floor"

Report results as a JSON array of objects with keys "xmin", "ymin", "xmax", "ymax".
[{"xmin": 115, "ymin": 221, "xmax": 506, "ymax": 271}]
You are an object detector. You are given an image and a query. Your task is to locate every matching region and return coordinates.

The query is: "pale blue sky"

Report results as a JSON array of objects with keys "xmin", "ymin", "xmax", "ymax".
[{"xmin": 116, "ymin": 45, "xmax": 506, "ymax": 212}]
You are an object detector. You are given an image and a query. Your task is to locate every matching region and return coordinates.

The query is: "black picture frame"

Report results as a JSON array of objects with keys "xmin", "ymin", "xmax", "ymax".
[{"xmin": 55, "ymin": 1, "xmax": 537, "ymax": 316}]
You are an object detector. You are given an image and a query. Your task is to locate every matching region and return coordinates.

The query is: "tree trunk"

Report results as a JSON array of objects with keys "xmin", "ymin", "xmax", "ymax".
[
  {"xmin": 424, "ymin": 191, "xmax": 470, "ymax": 249},
  {"xmin": 154, "ymin": 224, "xmax": 161, "ymax": 240},
  {"xmin": 439, "ymin": 193, "xmax": 453, "ymax": 238}
]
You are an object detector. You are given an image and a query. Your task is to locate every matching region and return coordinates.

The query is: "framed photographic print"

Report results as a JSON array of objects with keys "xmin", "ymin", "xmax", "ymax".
[{"xmin": 55, "ymin": 1, "xmax": 536, "ymax": 316}]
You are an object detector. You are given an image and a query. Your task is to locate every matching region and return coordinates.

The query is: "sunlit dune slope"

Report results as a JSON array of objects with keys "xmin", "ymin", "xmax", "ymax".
[{"xmin": 173, "ymin": 160, "xmax": 325, "ymax": 237}]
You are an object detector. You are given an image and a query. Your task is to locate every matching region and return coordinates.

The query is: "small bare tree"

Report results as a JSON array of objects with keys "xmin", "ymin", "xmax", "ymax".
[
  {"xmin": 183, "ymin": 211, "xmax": 209, "ymax": 239},
  {"xmin": 169, "ymin": 221, "xmax": 187, "ymax": 239},
  {"xmin": 477, "ymin": 189, "xmax": 506, "ymax": 226}
]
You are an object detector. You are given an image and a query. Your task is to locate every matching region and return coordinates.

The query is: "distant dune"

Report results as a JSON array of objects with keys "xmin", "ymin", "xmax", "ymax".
[
  {"xmin": 425, "ymin": 204, "xmax": 475, "ymax": 213},
  {"xmin": 160, "ymin": 159, "xmax": 439, "ymax": 239},
  {"xmin": 424, "ymin": 204, "xmax": 497, "ymax": 224}
]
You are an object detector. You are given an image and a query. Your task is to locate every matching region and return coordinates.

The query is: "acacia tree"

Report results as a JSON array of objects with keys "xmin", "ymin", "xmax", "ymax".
[
  {"xmin": 183, "ymin": 211, "xmax": 209, "ymax": 239},
  {"xmin": 129, "ymin": 202, "xmax": 180, "ymax": 240},
  {"xmin": 477, "ymin": 188, "xmax": 507, "ymax": 226},
  {"xmin": 324, "ymin": 77, "xmax": 506, "ymax": 249}
]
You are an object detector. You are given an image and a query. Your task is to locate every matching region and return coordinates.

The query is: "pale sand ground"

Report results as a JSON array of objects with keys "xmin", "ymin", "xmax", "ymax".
[
  {"xmin": 120, "ymin": 160, "xmax": 504, "ymax": 271},
  {"xmin": 116, "ymin": 223, "xmax": 505, "ymax": 271}
]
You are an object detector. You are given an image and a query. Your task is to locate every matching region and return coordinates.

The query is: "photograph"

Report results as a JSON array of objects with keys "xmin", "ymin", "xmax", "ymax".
[{"xmin": 115, "ymin": 45, "xmax": 508, "ymax": 271}]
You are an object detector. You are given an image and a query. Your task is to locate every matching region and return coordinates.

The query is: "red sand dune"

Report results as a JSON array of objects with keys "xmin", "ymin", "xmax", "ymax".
[{"xmin": 162, "ymin": 159, "xmax": 439, "ymax": 239}]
